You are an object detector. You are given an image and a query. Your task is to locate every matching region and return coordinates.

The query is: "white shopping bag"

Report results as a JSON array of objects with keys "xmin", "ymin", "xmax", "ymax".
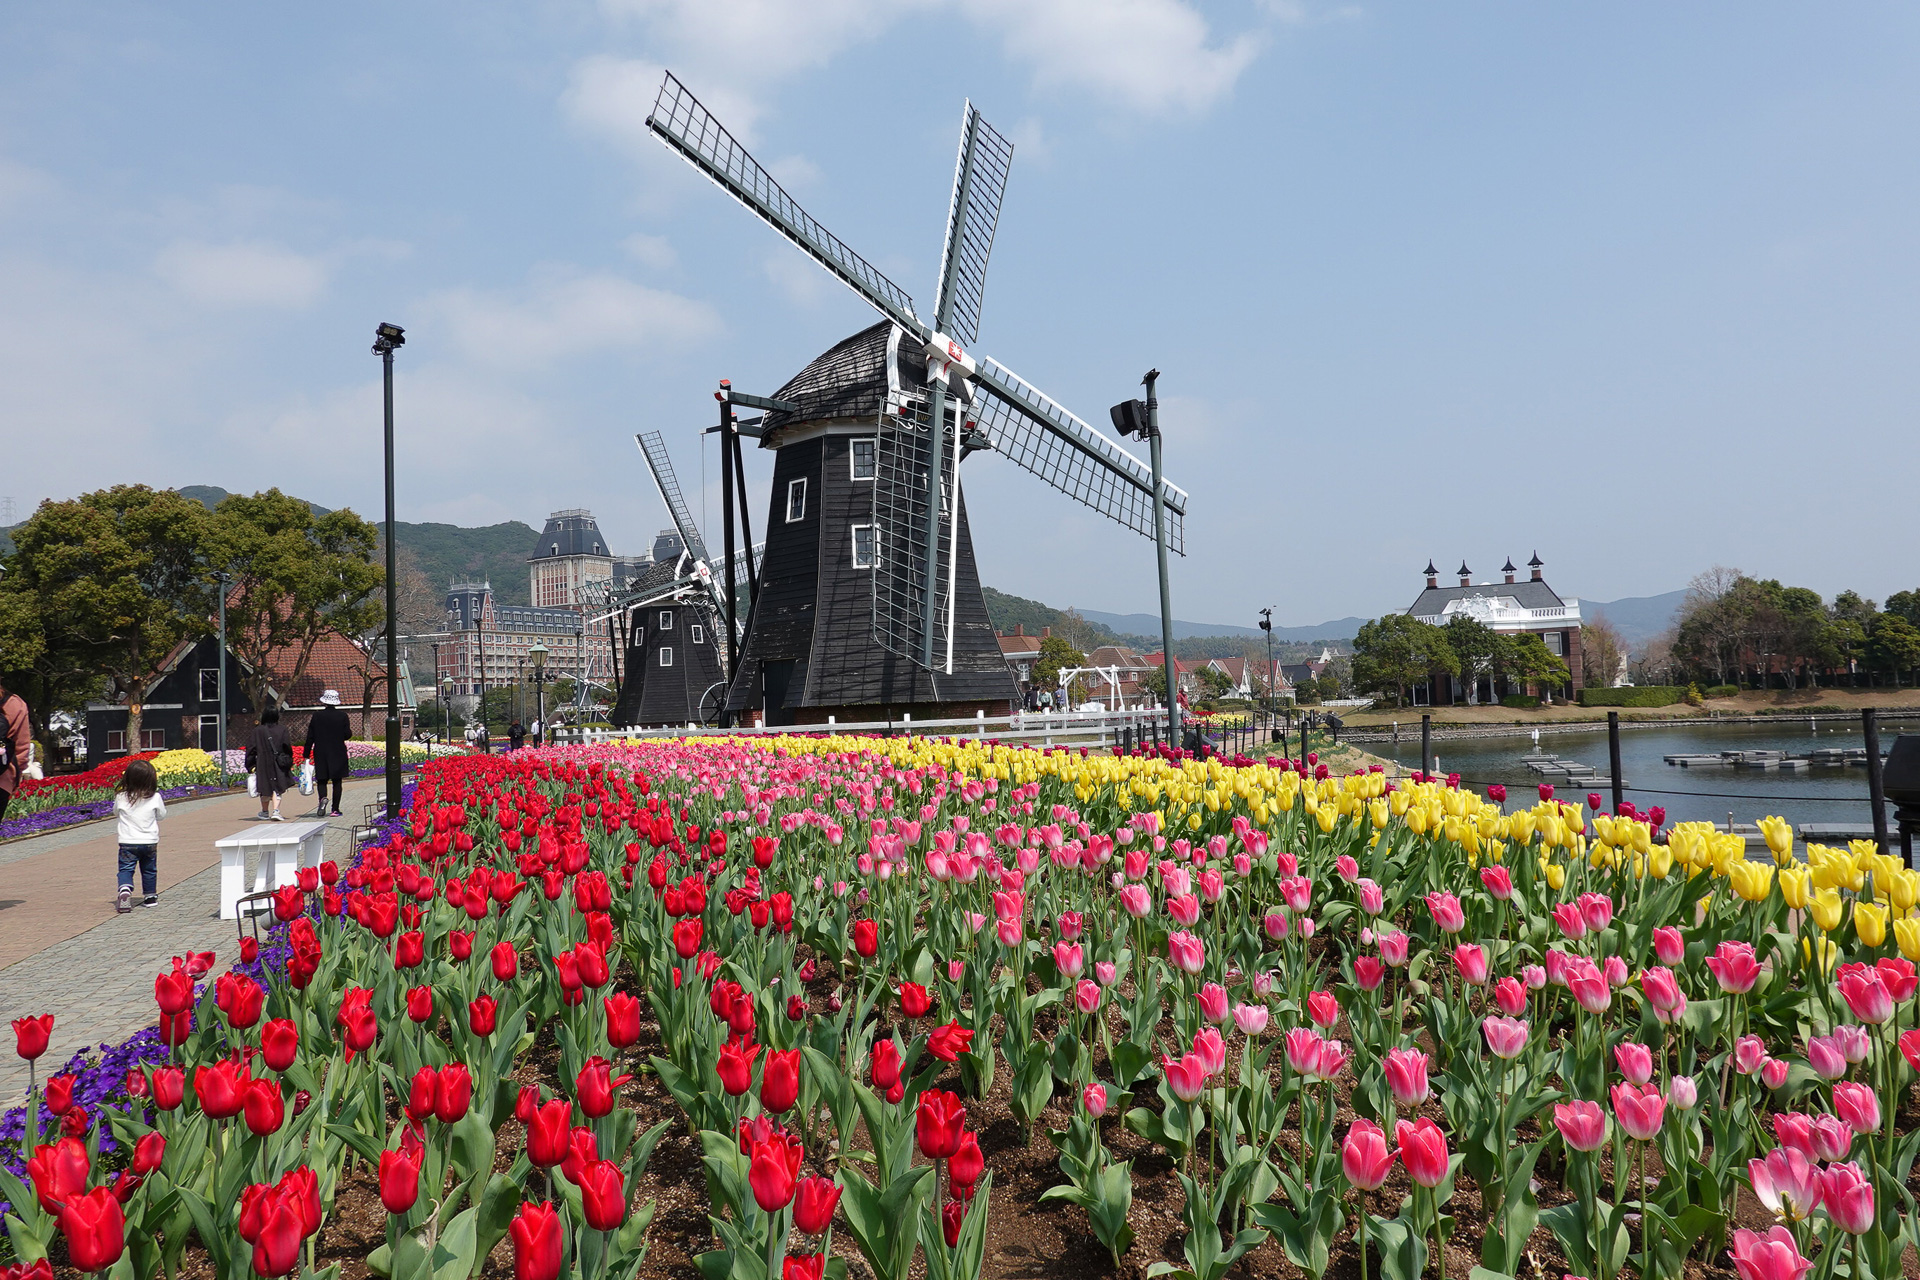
[
  {"xmin": 299, "ymin": 760, "xmax": 315, "ymax": 796},
  {"xmin": 247, "ymin": 772, "xmax": 259, "ymax": 798}
]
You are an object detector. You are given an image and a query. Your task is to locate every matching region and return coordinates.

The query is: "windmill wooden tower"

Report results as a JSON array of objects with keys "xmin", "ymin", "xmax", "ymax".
[{"xmin": 647, "ymin": 74, "xmax": 1189, "ymax": 727}]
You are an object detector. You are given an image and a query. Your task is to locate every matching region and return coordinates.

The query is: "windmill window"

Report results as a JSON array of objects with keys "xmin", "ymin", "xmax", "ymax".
[
  {"xmin": 851, "ymin": 439, "xmax": 876, "ymax": 480},
  {"xmin": 659, "ymin": 647, "xmax": 674, "ymax": 668},
  {"xmin": 786, "ymin": 478, "xmax": 807, "ymax": 522},
  {"xmin": 691, "ymin": 624, "xmax": 704, "ymax": 644},
  {"xmin": 659, "ymin": 610, "xmax": 674, "ymax": 629},
  {"xmin": 851, "ymin": 524, "xmax": 876, "ymax": 569}
]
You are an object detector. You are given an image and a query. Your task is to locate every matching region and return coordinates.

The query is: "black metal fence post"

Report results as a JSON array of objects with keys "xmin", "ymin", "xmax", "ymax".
[
  {"xmin": 1608, "ymin": 711, "xmax": 1624, "ymax": 815},
  {"xmin": 1420, "ymin": 714, "xmax": 1432, "ymax": 777},
  {"xmin": 1865, "ymin": 708, "xmax": 1889, "ymax": 853}
]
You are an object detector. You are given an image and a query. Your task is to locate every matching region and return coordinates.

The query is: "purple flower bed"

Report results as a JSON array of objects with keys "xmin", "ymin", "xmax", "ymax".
[{"xmin": 0, "ymin": 782, "xmax": 417, "ymax": 1209}]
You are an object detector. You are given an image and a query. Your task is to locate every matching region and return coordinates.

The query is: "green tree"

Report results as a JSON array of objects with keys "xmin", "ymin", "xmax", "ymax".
[
  {"xmin": 1885, "ymin": 589, "xmax": 1920, "ymax": 628},
  {"xmin": 208, "ymin": 490, "xmax": 384, "ymax": 715},
  {"xmin": 1033, "ymin": 634, "xmax": 1086, "ymax": 690},
  {"xmin": 1503, "ymin": 633, "xmax": 1571, "ymax": 695},
  {"xmin": 1868, "ymin": 613, "xmax": 1920, "ymax": 687},
  {"xmin": 1352, "ymin": 614, "xmax": 1458, "ymax": 707},
  {"xmin": 4, "ymin": 486, "xmax": 212, "ymax": 748},
  {"xmin": 1581, "ymin": 617, "xmax": 1627, "ymax": 691}
]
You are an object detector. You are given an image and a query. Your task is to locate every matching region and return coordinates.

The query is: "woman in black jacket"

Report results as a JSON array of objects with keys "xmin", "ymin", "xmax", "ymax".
[
  {"xmin": 304, "ymin": 690, "xmax": 354, "ymax": 818},
  {"xmin": 246, "ymin": 706, "xmax": 294, "ymax": 821}
]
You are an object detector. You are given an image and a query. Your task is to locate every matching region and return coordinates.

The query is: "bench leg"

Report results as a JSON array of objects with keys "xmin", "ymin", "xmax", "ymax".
[{"xmin": 219, "ymin": 850, "xmax": 247, "ymax": 921}]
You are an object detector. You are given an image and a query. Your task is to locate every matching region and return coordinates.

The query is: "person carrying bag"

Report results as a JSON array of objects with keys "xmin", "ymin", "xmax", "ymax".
[{"xmin": 246, "ymin": 706, "xmax": 295, "ymax": 822}]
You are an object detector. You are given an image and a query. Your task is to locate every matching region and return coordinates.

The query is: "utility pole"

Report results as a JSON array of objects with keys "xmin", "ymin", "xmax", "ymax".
[
  {"xmin": 1145, "ymin": 370, "xmax": 1178, "ymax": 749},
  {"xmin": 216, "ymin": 572, "xmax": 231, "ymax": 788},
  {"xmin": 373, "ymin": 322, "xmax": 405, "ymax": 818}
]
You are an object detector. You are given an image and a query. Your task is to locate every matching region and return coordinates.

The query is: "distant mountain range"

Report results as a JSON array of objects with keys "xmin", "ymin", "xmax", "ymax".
[
  {"xmin": 1581, "ymin": 590, "xmax": 1688, "ymax": 645},
  {"xmin": 1073, "ymin": 608, "xmax": 1369, "ymax": 643}
]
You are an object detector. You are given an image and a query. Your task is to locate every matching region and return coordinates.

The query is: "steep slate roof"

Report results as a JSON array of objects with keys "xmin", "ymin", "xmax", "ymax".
[
  {"xmin": 762, "ymin": 322, "xmax": 923, "ymax": 436},
  {"xmin": 531, "ymin": 511, "xmax": 611, "ymax": 560},
  {"xmin": 1409, "ymin": 579, "xmax": 1565, "ymax": 617}
]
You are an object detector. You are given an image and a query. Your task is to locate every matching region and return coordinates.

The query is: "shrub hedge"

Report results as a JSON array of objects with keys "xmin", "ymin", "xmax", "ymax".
[
  {"xmin": 1500, "ymin": 695, "xmax": 1541, "ymax": 709},
  {"xmin": 1704, "ymin": 685, "xmax": 1740, "ymax": 699},
  {"xmin": 1575, "ymin": 685, "xmax": 1685, "ymax": 708}
]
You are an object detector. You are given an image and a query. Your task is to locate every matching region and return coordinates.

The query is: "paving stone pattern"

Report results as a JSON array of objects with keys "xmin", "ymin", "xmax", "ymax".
[{"xmin": 0, "ymin": 779, "xmax": 385, "ymax": 1103}]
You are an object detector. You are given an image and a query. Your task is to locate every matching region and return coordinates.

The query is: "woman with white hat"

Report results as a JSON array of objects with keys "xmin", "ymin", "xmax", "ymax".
[{"xmin": 304, "ymin": 689, "xmax": 353, "ymax": 818}]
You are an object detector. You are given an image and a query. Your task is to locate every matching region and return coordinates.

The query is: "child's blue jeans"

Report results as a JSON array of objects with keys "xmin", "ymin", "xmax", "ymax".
[{"xmin": 118, "ymin": 844, "xmax": 158, "ymax": 895}]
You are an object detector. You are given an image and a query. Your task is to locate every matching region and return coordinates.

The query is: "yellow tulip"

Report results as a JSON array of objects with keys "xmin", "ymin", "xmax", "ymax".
[
  {"xmin": 1369, "ymin": 799, "xmax": 1389, "ymax": 829},
  {"xmin": 1545, "ymin": 862, "xmax": 1566, "ymax": 891},
  {"xmin": 1891, "ymin": 869, "xmax": 1919, "ymax": 913},
  {"xmin": 1777, "ymin": 866, "xmax": 1812, "ymax": 910},
  {"xmin": 1808, "ymin": 887, "xmax": 1843, "ymax": 933},
  {"xmin": 1802, "ymin": 935, "xmax": 1838, "ymax": 974},
  {"xmin": 1647, "ymin": 843, "xmax": 1673, "ymax": 880},
  {"xmin": 1894, "ymin": 916, "xmax": 1920, "ymax": 962},
  {"xmin": 1315, "ymin": 806, "xmax": 1336, "ymax": 835},
  {"xmin": 1508, "ymin": 811, "xmax": 1536, "ymax": 843},
  {"xmin": 1406, "ymin": 806, "xmax": 1429, "ymax": 836},
  {"xmin": 1855, "ymin": 901, "xmax": 1889, "ymax": 948},
  {"xmin": 1758, "ymin": 815, "xmax": 1794, "ymax": 863},
  {"xmin": 1728, "ymin": 860, "xmax": 1774, "ymax": 903}
]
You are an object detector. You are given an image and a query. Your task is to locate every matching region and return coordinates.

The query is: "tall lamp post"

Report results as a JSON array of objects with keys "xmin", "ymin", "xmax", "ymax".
[
  {"xmin": 373, "ymin": 321, "xmax": 406, "ymax": 818},
  {"xmin": 439, "ymin": 675, "xmax": 453, "ymax": 747},
  {"xmin": 529, "ymin": 640, "xmax": 549, "ymax": 747},
  {"xmin": 574, "ymin": 627, "xmax": 584, "ymax": 723},
  {"xmin": 1111, "ymin": 370, "xmax": 1178, "ymax": 749},
  {"xmin": 1258, "ymin": 606, "xmax": 1276, "ymax": 737},
  {"xmin": 215, "ymin": 571, "xmax": 232, "ymax": 788}
]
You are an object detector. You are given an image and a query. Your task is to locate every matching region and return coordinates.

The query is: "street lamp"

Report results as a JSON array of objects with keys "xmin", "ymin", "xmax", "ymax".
[
  {"xmin": 215, "ymin": 570, "xmax": 232, "ymax": 788},
  {"xmin": 373, "ymin": 320, "xmax": 406, "ymax": 818},
  {"xmin": 529, "ymin": 639, "xmax": 549, "ymax": 746},
  {"xmin": 1258, "ymin": 606, "xmax": 1276, "ymax": 740},
  {"xmin": 1111, "ymin": 370, "xmax": 1177, "ymax": 749}
]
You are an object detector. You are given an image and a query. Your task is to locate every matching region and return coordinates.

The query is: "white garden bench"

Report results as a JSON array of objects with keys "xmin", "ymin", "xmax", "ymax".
[{"xmin": 214, "ymin": 821, "xmax": 330, "ymax": 920}]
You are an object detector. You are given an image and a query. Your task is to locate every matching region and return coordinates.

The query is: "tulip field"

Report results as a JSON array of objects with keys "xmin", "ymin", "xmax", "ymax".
[{"xmin": 8, "ymin": 733, "xmax": 1920, "ymax": 1280}]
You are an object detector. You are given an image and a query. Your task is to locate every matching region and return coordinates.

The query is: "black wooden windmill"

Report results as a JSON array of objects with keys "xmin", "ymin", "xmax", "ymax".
[{"xmin": 647, "ymin": 73, "xmax": 1189, "ymax": 726}]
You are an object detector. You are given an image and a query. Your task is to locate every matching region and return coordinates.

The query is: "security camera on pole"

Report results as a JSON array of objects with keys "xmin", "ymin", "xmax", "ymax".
[
  {"xmin": 372, "ymin": 321, "xmax": 406, "ymax": 818},
  {"xmin": 1110, "ymin": 373, "xmax": 1178, "ymax": 749}
]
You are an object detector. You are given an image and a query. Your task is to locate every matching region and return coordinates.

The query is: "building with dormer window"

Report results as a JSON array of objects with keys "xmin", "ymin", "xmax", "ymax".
[{"xmin": 1406, "ymin": 552, "xmax": 1583, "ymax": 704}]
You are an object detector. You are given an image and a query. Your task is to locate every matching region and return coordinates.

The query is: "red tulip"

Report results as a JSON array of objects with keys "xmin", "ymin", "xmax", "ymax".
[
  {"xmin": 510, "ymin": 1201, "xmax": 564, "ymax": 1280},
  {"xmin": 673, "ymin": 919, "xmax": 703, "ymax": 959},
  {"xmin": 526, "ymin": 1099, "xmax": 573, "ymax": 1168},
  {"xmin": 1395, "ymin": 1117, "xmax": 1449, "ymax": 1188},
  {"xmin": 870, "ymin": 1038, "xmax": 902, "ymax": 1090},
  {"xmin": 916, "ymin": 1089, "xmax": 966, "ymax": 1159},
  {"xmin": 133, "ymin": 1133, "xmax": 166, "ymax": 1176},
  {"xmin": 406, "ymin": 1068, "xmax": 438, "ymax": 1121},
  {"xmin": 379, "ymin": 1149, "xmax": 422, "ymax": 1213},
  {"xmin": 575, "ymin": 1057, "xmax": 632, "ymax": 1119},
  {"xmin": 926, "ymin": 1020, "xmax": 974, "ymax": 1063},
  {"xmin": 575, "ymin": 943, "xmax": 610, "ymax": 989},
  {"xmin": 942, "ymin": 1199, "xmax": 965, "ymax": 1248},
  {"xmin": 852, "ymin": 919, "xmax": 878, "ymax": 958},
  {"xmin": 949, "ymin": 1131, "xmax": 985, "ymax": 1189},
  {"xmin": 577, "ymin": 1159, "xmax": 627, "ymax": 1230},
  {"xmin": 26, "ymin": 1137, "xmax": 89, "ymax": 1213},
  {"xmin": 260, "ymin": 1018, "xmax": 299, "ymax": 1072},
  {"xmin": 1352, "ymin": 956, "xmax": 1386, "ymax": 990},
  {"xmin": 604, "ymin": 992, "xmax": 641, "ymax": 1048},
  {"xmin": 1305, "ymin": 990, "xmax": 1339, "ymax": 1028},
  {"xmin": 784, "ymin": 1256, "xmax": 825, "ymax": 1280},
  {"xmin": 193, "ymin": 1060, "xmax": 249, "ymax": 1119},
  {"xmin": 394, "ymin": 931, "xmax": 425, "ymax": 970},
  {"xmin": 43, "ymin": 1075, "xmax": 74, "ymax": 1117},
  {"xmin": 12, "ymin": 1015, "xmax": 53, "ymax": 1061},
  {"xmin": 150, "ymin": 1065, "xmax": 185, "ymax": 1111},
  {"xmin": 1162, "ymin": 1052, "xmax": 1208, "ymax": 1101},
  {"xmin": 154, "ymin": 963, "xmax": 194, "ymax": 1016},
  {"xmin": 899, "ymin": 982, "xmax": 934, "ymax": 1018},
  {"xmin": 1452, "ymin": 944, "xmax": 1489, "ymax": 986},
  {"xmin": 469, "ymin": 996, "xmax": 498, "ymax": 1037},
  {"xmin": 244, "ymin": 1078, "xmax": 285, "ymax": 1136},
  {"xmin": 435, "ymin": 1063, "xmax": 472, "ymax": 1123},
  {"xmin": 406, "ymin": 986, "xmax": 434, "ymax": 1024},
  {"xmin": 761, "ymin": 1048, "xmax": 801, "ymax": 1114},
  {"xmin": 792, "ymin": 1175, "xmax": 841, "ymax": 1234},
  {"xmin": 449, "ymin": 930, "xmax": 474, "ymax": 960},
  {"xmin": 491, "ymin": 942, "xmax": 519, "ymax": 981},
  {"xmin": 717, "ymin": 1038, "xmax": 760, "ymax": 1096},
  {"xmin": 57, "ymin": 1186, "xmax": 125, "ymax": 1272}
]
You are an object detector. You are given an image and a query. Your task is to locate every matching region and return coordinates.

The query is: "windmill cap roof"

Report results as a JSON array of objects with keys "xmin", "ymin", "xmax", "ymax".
[{"xmin": 762, "ymin": 321, "xmax": 927, "ymax": 435}]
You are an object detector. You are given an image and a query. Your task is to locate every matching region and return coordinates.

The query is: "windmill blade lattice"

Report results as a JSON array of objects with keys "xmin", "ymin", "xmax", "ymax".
[
  {"xmin": 970, "ymin": 360, "xmax": 1187, "ymax": 555},
  {"xmin": 931, "ymin": 104, "xmax": 1014, "ymax": 349},
  {"xmin": 872, "ymin": 400, "xmax": 959, "ymax": 670},
  {"xmin": 647, "ymin": 73, "xmax": 922, "ymax": 334},
  {"xmin": 634, "ymin": 432, "xmax": 711, "ymax": 567}
]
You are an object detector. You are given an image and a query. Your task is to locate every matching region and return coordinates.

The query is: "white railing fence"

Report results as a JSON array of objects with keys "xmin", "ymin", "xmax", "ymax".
[{"xmin": 553, "ymin": 707, "xmax": 1178, "ymax": 750}]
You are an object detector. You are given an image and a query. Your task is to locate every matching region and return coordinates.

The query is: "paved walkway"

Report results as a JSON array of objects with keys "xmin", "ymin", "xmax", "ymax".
[{"xmin": 0, "ymin": 780, "xmax": 385, "ymax": 1102}]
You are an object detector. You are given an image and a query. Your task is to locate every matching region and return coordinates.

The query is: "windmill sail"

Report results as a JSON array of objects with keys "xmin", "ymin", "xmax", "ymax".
[
  {"xmin": 931, "ymin": 103, "xmax": 1014, "ymax": 349},
  {"xmin": 634, "ymin": 432, "xmax": 731, "ymax": 627},
  {"xmin": 872, "ymin": 398, "xmax": 962, "ymax": 672}
]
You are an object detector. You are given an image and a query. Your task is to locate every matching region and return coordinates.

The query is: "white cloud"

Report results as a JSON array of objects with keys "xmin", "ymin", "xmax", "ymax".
[
  {"xmin": 424, "ymin": 266, "xmax": 722, "ymax": 371},
  {"xmin": 762, "ymin": 250, "xmax": 830, "ymax": 308},
  {"xmin": 621, "ymin": 232, "xmax": 678, "ymax": 270},
  {"xmin": 153, "ymin": 239, "xmax": 330, "ymax": 308}
]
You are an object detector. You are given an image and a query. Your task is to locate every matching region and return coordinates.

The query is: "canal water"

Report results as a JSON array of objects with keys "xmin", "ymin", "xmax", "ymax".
[{"xmin": 1366, "ymin": 719, "xmax": 1920, "ymax": 833}]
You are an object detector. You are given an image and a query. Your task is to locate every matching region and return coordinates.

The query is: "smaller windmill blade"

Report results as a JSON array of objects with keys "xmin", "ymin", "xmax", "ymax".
[
  {"xmin": 647, "ymin": 72, "xmax": 924, "ymax": 336},
  {"xmin": 931, "ymin": 103, "xmax": 1014, "ymax": 349},
  {"xmin": 969, "ymin": 359, "xmax": 1188, "ymax": 555},
  {"xmin": 635, "ymin": 431, "xmax": 711, "ymax": 566}
]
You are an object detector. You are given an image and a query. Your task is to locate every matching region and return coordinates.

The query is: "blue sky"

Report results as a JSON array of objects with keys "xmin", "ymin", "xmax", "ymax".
[{"xmin": 3, "ymin": 3, "xmax": 1916, "ymax": 629}]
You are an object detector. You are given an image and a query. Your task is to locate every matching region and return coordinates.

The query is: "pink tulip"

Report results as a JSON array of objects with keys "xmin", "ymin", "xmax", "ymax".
[
  {"xmin": 1833, "ymin": 1023, "xmax": 1871, "ymax": 1064},
  {"xmin": 1424, "ymin": 892, "xmax": 1465, "ymax": 933},
  {"xmin": 1819, "ymin": 1163, "xmax": 1875, "ymax": 1235},
  {"xmin": 1610, "ymin": 1082, "xmax": 1665, "ymax": 1141},
  {"xmin": 1481, "ymin": 1016, "xmax": 1529, "ymax": 1060},
  {"xmin": 1604, "ymin": 1042, "xmax": 1653, "ymax": 1088},
  {"xmin": 1162, "ymin": 1053, "xmax": 1207, "ymax": 1102},
  {"xmin": 1198, "ymin": 870, "xmax": 1224, "ymax": 902},
  {"xmin": 1669, "ymin": 1075, "xmax": 1698, "ymax": 1110},
  {"xmin": 996, "ymin": 918, "xmax": 1023, "ymax": 947},
  {"xmin": 1565, "ymin": 960, "xmax": 1611, "ymax": 1014},
  {"xmin": 1263, "ymin": 910, "xmax": 1290, "ymax": 941},
  {"xmin": 1493, "ymin": 976, "xmax": 1528, "ymax": 1016},
  {"xmin": 1354, "ymin": 957, "xmax": 1387, "ymax": 991},
  {"xmin": 1082, "ymin": 1083, "xmax": 1109, "ymax": 1117},
  {"xmin": 1341, "ymin": 1119, "xmax": 1397, "ymax": 1190},
  {"xmin": 1195, "ymin": 983, "xmax": 1229, "ymax": 1025},
  {"xmin": 1094, "ymin": 961, "xmax": 1117, "ymax": 986},
  {"xmin": 1551, "ymin": 903, "xmax": 1587, "ymax": 939},
  {"xmin": 1053, "ymin": 942, "xmax": 1084, "ymax": 980},
  {"xmin": 1232, "ymin": 1003, "xmax": 1270, "ymax": 1036},
  {"xmin": 1652, "ymin": 925, "xmax": 1685, "ymax": 965},
  {"xmin": 1641, "ymin": 967, "xmax": 1685, "ymax": 1022},
  {"xmin": 1729, "ymin": 1226, "xmax": 1813, "ymax": 1280},
  {"xmin": 1395, "ymin": 1118, "xmax": 1449, "ymax": 1188},
  {"xmin": 1577, "ymin": 892, "xmax": 1614, "ymax": 932},
  {"xmin": 1075, "ymin": 979, "xmax": 1102, "ymax": 1015},
  {"xmin": 1522, "ymin": 963, "xmax": 1547, "ymax": 990},
  {"xmin": 1553, "ymin": 1099, "xmax": 1610, "ymax": 1152},
  {"xmin": 1119, "ymin": 885, "xmax": 1153, "ymax": 918},
  {"xmin": 1192, "ymin": 1027, "xmax": 1227, "ymax": 1077},
  {"xmin": 1452, "ymin": 944, "xmax": 1490, "ymax": 986},
  {"xmin": 1761, "ymin": 1058, "xmax": 1790, "ymax": 1090},
  {"xmin": 1543, "ymin": 947, "xmax": 1572, "ymax": 986},
  {"xmin": 1334, "ymin": 855, "xmax": 1359, "ymax": 883},
  {"xmin": 1166, "ymin": 931, "xmax": 1205, "ymax": 975},
  {"xmin": 1298, "ymin": 916, "xmax": 1316, "ymax": 940},
  {"xmin": 1166, "ymin": 893, "xmax": 1202, "ymax": 926},
  {"xmin": 1357, "ymin": 880, "xmax": 1385, "ymax": 915},
  {"xmin": 1378, "ymin": 931, "xmax": 1410, "ymax": 966},
  {"xmin": 1809, "ymin": 1114, "xmax": 1852, "ymax": 1162},
  {"xmin": 1306, "ymin": 990, "xmax": 1339, "ymax": 1029},
  {"xmin": 1280, "ymin": 876, "xmax": 1313, "ymax": 912},
  {"xmin": 1707, "ymin": 941, "xmax": 1764, "ymax": 994},
  {"xmin": 1836, "ymin": 968, "xmax": 1893, "ymax": 1025},
  {"xmin": 1804, "ymin": 1035, "xmax": 1846, "ymax": 1081},
  {"xmin": 1383, "ymin": 1048, "xmax": 1430, "ymax": 1106},
  {"xmin": 1832, "ymin": 1081, "xmax": 1880, "ymax": 1136},
  {"xmin": 1284, "ymin": 1028, "xmax": 1326, "ymax": 1077},
  {"xmin": 1603, "ymin": 955, "xmax": 1630, "ymax": 988},
  {"xmin": 1479, "ymin": 866, "xmax": 1513, "ymax": 901},
  {"xmin": 1749, "ymin": 1147, "xmax": 1822, "ymax": 1222},
  {"xmin": 1772, "ymin": 1113, "xmax": 1819, "ymax": 1161},
  {"xmin": 1734, "ymin": 1035, "xmax": 1768, "ymax": 1075}
]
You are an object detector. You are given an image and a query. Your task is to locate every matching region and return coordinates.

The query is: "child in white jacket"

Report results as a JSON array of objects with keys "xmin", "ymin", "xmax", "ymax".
[{"xmin": 113, "ymin": 758, "xmax": 166, "ymax": 912}]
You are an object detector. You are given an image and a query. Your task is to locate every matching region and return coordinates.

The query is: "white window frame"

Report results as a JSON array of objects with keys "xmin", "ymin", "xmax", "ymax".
[
  {"xmin": 199, "ymin": 668, "xmax": 220, "ymax": 703},
  {"xmin": 1544, "ymin": 631, "xmax": 1564, "ymax": 656},
  {"xmin": 851, "ymin": 523, "xmax": 876, "ymax": 569},
  {"xmin": 786, "ymin": 477, "xmax": 807, "ymax": 523},
  {"xmin": 659, "ymin": 647, "xmax": 674, "ymax": 668},
  {"xmin": 107, "ymin": 729, "xmax": 126, "ymax": 753},
  {"xmin": 690, "ymin": 624, "xmax": 704, "ymax": 644},
  {"xmin": 851, "ymin": 439, "xmax": 876, "ymax": 481},
  {"xmin": 659, "ymin": 609, "xmax": 674, "ymax": 630},
  {"xmin": 199, "ymin": 714, "xmax": 220, "ymax": 747}
]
